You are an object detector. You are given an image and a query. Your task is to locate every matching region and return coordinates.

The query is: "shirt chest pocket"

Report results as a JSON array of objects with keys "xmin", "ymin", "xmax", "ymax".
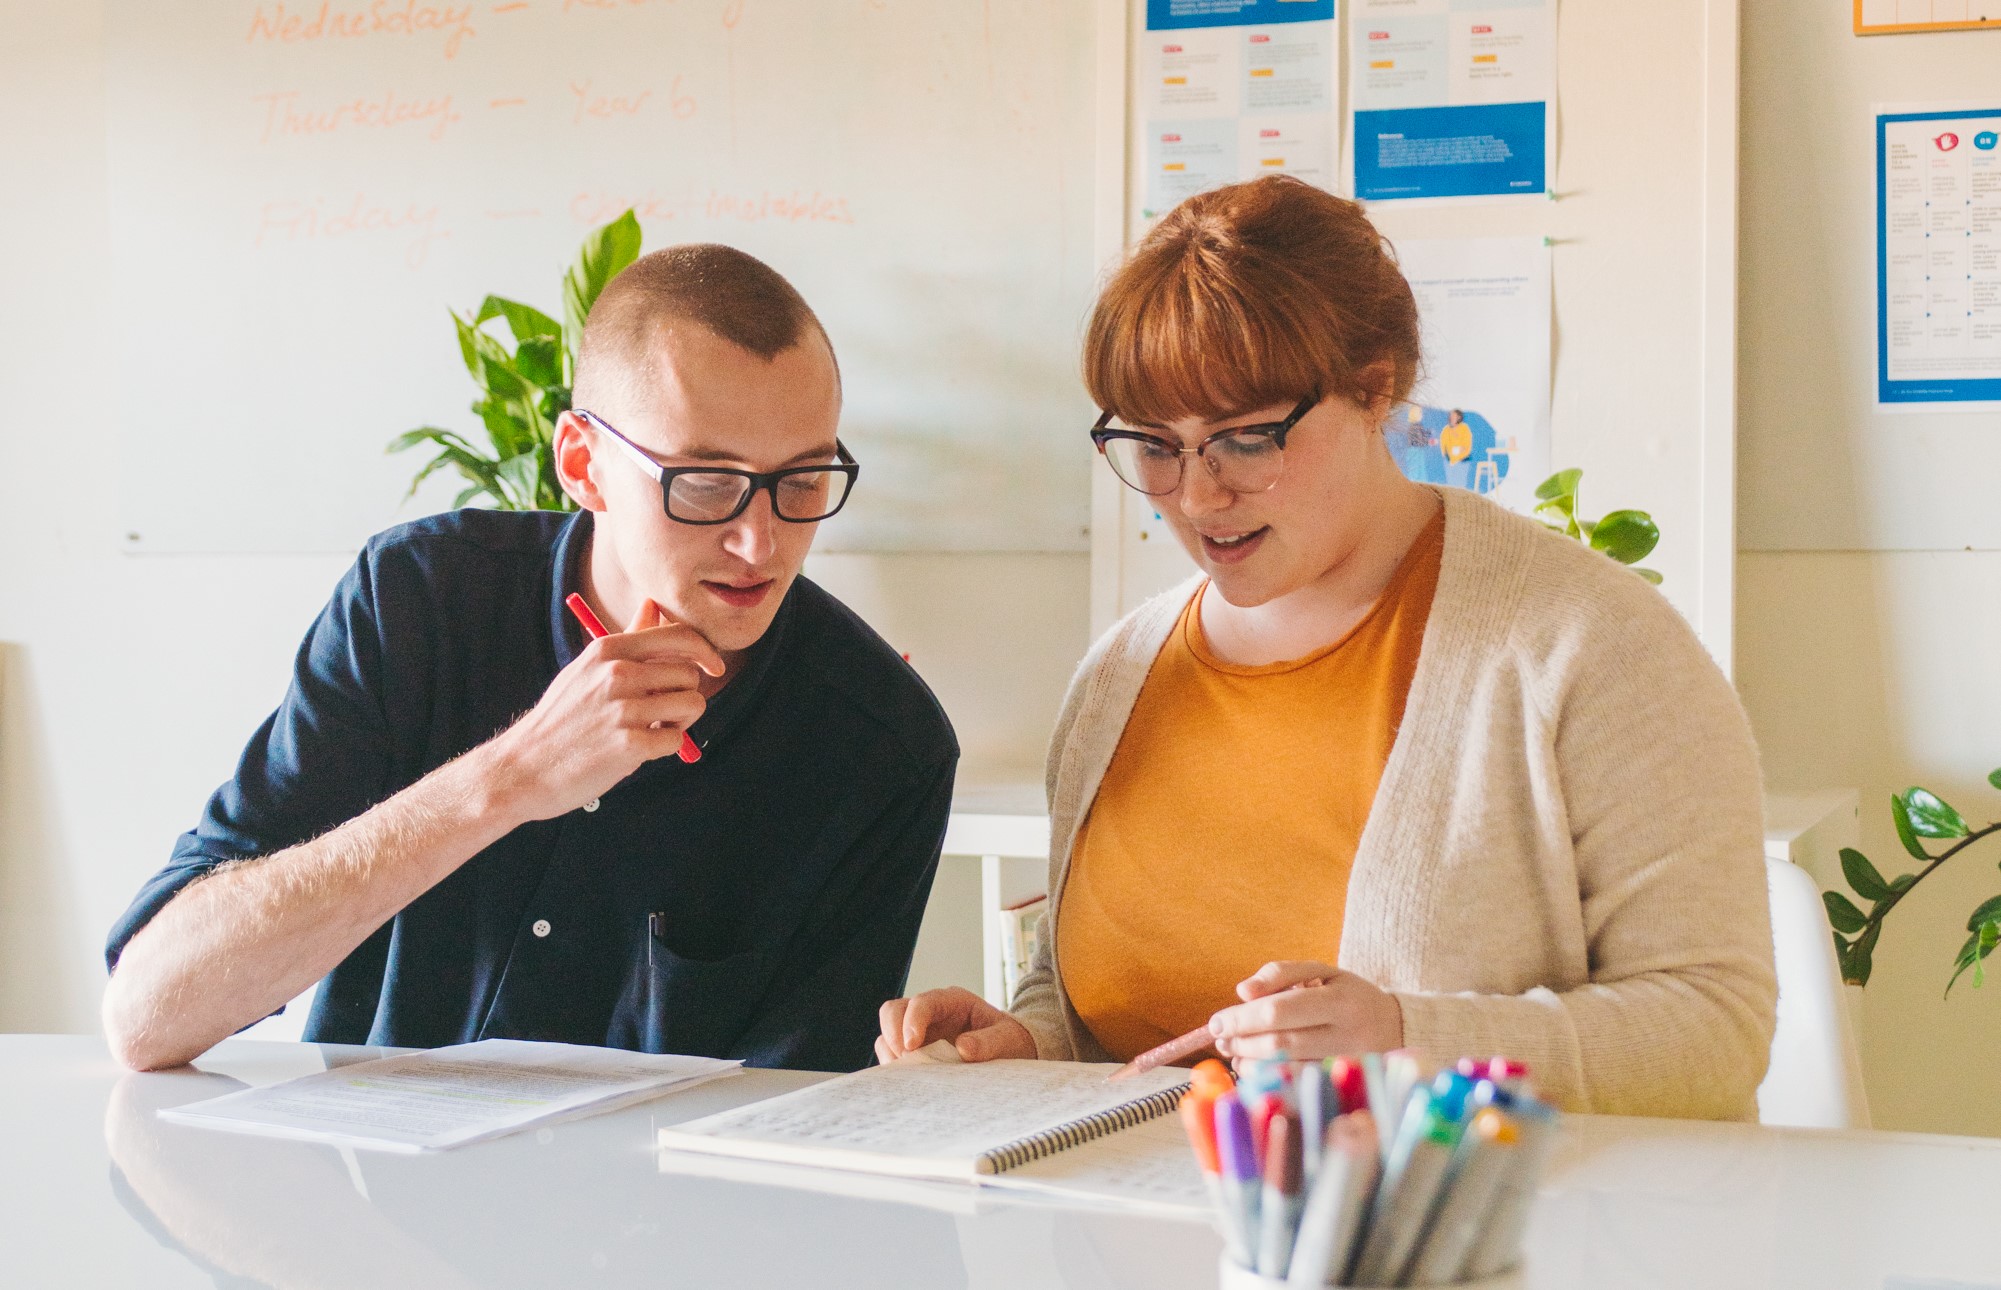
[{"xmin": 616, "ymin": 912, "xmax": 772, "ymax": 1058}]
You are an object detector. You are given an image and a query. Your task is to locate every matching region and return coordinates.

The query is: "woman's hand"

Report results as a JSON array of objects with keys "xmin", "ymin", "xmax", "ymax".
[
  {"xmin": 875, "ymin": 987, "xmax": 1038, "ymax": 1065},
  {"xmin": 1208, "ymin": 961, "xmax": 1404, "ymax": 1061}
]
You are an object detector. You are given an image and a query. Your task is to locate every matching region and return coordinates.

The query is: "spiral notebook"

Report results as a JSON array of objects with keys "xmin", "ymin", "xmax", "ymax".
[{"xmin": 654, "ymin": 1049, "xmax": 1190, "ymax": 1183}]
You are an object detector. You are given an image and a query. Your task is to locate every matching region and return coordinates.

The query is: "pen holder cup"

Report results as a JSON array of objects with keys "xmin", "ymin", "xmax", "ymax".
[{"xmin": 1217, "ymin": 1253, "xmax": 1524, "ymax": 1290}]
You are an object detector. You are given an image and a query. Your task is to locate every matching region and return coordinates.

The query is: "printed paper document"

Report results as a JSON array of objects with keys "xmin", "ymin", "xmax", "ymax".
[{"xmin": 161, "ymin": 1040, "xmax": 742, "ymax": 1153}]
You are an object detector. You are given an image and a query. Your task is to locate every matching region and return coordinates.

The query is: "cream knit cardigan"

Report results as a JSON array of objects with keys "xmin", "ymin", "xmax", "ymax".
[{"xmin": 1011, "ymin": 486, "xmax": 1776, "ymax": 1120}]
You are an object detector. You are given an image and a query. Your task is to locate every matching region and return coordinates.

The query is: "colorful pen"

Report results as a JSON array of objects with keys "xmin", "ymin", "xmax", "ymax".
[
  {"xmin": 1298, "ymin": 1061, "xmax": 1332, "ymax": 1178},
  {"xmin": 1349, "ymin": 1086, "xmax": 1466, "ymax": 1287},
  {"xmin": 1285, "ymin": 1111, "xmax": 1378, "ymax": 1288},
  {"xmin": 1461, "ymin": 1093, "xmax": 1560, "ymax": 1280},
  {"xmin": 1191, "ymin": 1058, "xmax": 1236, "ymax": 1098},
  {"xmin": 1251, "ymin": 1090, "xmax": 1286, "ymax": 1164},
  {"xmin": 1215, "ymin": 1094, "xmax": 1262, "ymax": 1268},
  {"xmin": 1360, "ymin": 1051, "xmax": 1393, "ymax": 1158},
  {"xmin": 1255, "ymin": 1112, "xmax": 1305, "ymax": 1279},
  {"xmin": 1406, "ymin": 1106, "xmax": 1520, "ymax": 1286},
  {"xmin": 1179, "ymin": 1089, "xmax": 1229, "ymax": 1232},
  {"xmin": 1329, "ymin": 1056, "xmax": 1368, "ymax": 1118},
  {"xmin": 565, "ymin": 592, "xmax": 702, "ymax": 764}
]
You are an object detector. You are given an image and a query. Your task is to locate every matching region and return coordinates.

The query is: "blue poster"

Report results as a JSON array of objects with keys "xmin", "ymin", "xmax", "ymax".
[
  {"xmin": 1348, "ymin": 0, "xmax": 1554, "ymax": 203},
  {"xmin": 1353, "ymin": 102, "xmax": 1546, "ymax": 201},
  {"xmin": 1147, "ymin": 0, "xmax": 1334, "ymax": 32},
  {"xmin": 1874, "ymin": 107, "xmax": 2001, "ymax": 408}
]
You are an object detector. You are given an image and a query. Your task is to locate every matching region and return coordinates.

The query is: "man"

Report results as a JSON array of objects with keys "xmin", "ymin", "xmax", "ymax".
[{"xmin": 102, "ymin": 245, "xmax": 958, "ymax": 1072}]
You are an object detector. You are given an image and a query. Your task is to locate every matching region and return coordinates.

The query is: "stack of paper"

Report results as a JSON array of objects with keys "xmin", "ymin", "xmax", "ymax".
[{"xmin": 160, "ymin": 1039, "xmax": 742, "ymax": 1153}]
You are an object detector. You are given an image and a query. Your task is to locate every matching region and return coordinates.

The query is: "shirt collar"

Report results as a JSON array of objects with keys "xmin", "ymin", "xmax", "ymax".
[{"xmin": 545, "ymin": 507, "xmax": 796, "ymax": 763}]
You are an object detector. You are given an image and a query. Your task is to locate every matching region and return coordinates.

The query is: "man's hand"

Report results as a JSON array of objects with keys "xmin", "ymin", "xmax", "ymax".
[
  {"xmin": 876, "ymin": 987, "xmax": 1037, "ymax": 1064},
  {"xmin": 1207, "ymin": 961, "xmax": 1404, "ymax": 1061},
  {"xmin": 479, "ymin": 598, "xmax": 725, "ymax": 821}
]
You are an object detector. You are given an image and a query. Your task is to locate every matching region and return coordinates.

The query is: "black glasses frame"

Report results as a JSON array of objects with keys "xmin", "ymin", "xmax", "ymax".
[
  {"xmin": 577, "ymin": 408, "xmax": 860, "ymax": 525},
  {"xmin": 1088, "ymin": 394, "xmax": 1318, "ymax": 496}
]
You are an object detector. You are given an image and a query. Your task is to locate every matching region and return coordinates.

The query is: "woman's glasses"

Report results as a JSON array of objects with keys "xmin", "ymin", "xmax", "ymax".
[
  {"xmin": 1088, "ymin": 395, "xmax": 1317, "ymax": 497},
  {"xmin": 578, "ymin": 408, "xmax": 859, "ymax": 524}
]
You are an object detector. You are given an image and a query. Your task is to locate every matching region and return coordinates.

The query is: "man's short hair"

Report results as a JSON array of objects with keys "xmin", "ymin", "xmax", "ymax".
[{"xmin": 573, "ymin": 243, "xmax": 836, "ymax": 422}]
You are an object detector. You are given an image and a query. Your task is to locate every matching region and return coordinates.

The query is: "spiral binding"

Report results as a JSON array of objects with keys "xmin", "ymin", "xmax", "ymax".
[{"xmin": 976, "ymin": 1080, "xmax": 1192, "ymax": 1174}]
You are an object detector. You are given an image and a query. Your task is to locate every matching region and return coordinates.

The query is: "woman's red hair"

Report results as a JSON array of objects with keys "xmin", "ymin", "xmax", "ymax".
[{"xmin": 1083, "ymin": 175, "xmax": 1421, "ymax": 425}]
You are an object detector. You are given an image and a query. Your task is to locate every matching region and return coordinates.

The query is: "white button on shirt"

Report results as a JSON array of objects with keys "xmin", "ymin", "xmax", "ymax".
[
  {"xmin": 582, "ymin": 798, "xmax": 600, "ymax": 813},
  {"xmin": 532, "ymin": 919, "xmax": 551, "ymax": 938}
]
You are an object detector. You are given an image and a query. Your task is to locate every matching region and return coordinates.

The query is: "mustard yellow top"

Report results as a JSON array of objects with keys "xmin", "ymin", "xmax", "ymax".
[
  {"xmin": 1440, "ymin": 420, "xmax": 1474, "ymax": 463},
  {"xmin": 1057, "ymin": 513, "xmax": 1445, "ymax": 1062}
]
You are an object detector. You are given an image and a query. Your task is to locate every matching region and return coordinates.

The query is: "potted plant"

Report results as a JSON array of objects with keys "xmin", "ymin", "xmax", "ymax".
[
  {"xmin": 1821, "ymin": 777, "xmax": 2001, "ymax": 993},
  {"xmin": 388, "ymin": 210, "xmax": 643, "ymax": 511}
]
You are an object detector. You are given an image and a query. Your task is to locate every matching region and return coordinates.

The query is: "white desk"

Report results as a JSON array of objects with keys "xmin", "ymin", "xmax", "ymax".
[{"xmin": 4, "ymin": 1035, "xmax": 1999, "ymax": 1289}]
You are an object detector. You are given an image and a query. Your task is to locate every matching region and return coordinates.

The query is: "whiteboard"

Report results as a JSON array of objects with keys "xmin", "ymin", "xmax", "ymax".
[
  {"xmin": 1094, "ymin": 0, "xmax": 1740, "ymax": 667},
  {"xmin": 107, "ymin": 0, "xmax": 1098, "ymax": 555}
]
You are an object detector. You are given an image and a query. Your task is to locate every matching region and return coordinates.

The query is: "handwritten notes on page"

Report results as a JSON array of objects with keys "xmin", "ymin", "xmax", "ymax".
[
  {"xmin": 160, "ymin": 1040, "xmax": 741, "ymax": 1152},
  {"xmin": 987, "ymin": 1112, "xmax": 1212, "ymax": 1219},
  {"xmin": 657, "ymin": 1059, "xmax": 1188, "ymax": 1181}
]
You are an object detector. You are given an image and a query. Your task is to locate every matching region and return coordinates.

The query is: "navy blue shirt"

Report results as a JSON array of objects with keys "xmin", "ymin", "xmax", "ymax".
[{"xmin": 106, "ymin": 509, "xmax": 958, "ymax": 1072}]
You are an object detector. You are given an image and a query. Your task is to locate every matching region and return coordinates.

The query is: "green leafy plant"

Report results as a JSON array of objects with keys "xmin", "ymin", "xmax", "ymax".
[
  {"xmin": 1533, "ymin": 468, "xmax": 1662, "ymax": 584},
  {"xmin": 389, "ymin": 210, "xmax": 644, "ymax": 511},
  {"xmin": 1822, "ymin": 773, "xmax": 2001, "ymax": 995}
]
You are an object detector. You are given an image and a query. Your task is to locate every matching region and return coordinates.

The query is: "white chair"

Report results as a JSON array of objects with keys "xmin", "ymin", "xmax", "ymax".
[{"xmin": 1757, "ymin": 857, "xmax": 1872, "ymax": 1129}]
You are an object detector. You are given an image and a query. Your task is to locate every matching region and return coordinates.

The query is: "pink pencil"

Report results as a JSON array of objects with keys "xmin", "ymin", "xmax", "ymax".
[
  {"xmin": 565, "ymin": 592, "xmax": 702, "ymax": 765},
  {"xmin": 1107, "ymin": 976, "xmax": 1329, "ymax": 1081}
]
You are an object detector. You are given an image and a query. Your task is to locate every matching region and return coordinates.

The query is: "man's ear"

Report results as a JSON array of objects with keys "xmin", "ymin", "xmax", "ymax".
[{"xmin": 554, "ymin": 412, "xmax": 609, "ymax": 512}]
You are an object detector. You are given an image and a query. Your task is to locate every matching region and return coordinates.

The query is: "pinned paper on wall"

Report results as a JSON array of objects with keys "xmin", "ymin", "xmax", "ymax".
[
  {"xmin": 1875, "ymin": 104, "xmax": 2001, "ymax": 410},
  {"xmin": 1389, "ymin": 237, "xmax": 1551, "ymax": 514},
  {"xmin": 1141, "ymin": 0, "xmax": 1338, "ymax": 220},
  {"xmin": 1349, "ymin": 0, "xmax": 1554, "ymax": 203}
]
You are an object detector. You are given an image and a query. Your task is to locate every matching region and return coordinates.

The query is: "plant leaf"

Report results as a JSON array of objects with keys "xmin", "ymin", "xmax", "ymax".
[
  {"xmin": 454, "ymin": 313, "xmax": 513, "ymax": 390},
  {"xmin": 1822, "ymin": 890, "xmax": 1867, "ymax": 934},
  {"xmin": 1848, "ymin": 922, "xmax": 1881, "ymax": 987},
  {"xmin": 1849, "ymin": 941, "xmax": 1874, "ymax": 987},
  {"xmin": 495, "ymin": 453, "xmax": 542, "ymax": 511},
  {"xmin": 562, "ymin": 209, "xmax": 643, "ymax": 350},
  {"xmin": 475, "ymin": 294, "xmax": 562, "ymax": 344},
  {"xmin": 1534, "ymin": 468, "xmax": 1582, "ymax": 503},
  {"xmin": 1901, "ymin": 787, "xmax": 1970, "ymax": 839},
  {"xmin": 1990, "ymin": 767, "xmax": 2001, "ymax": 791},
  {"xmin": 472, "ymin": 397, "xmax": 532, "ymax": 461},
  {"xmin": 1632, "ymin": 567, "xmax": 1664, "ymax": 585},
  {"xmin": 1945, "ymin": 925, "xmax": 1998, "ymax": 998},
  {"xmin": 453, "ymin": 483, "xmax": 490, "ymax": 508},
  {"xmin": 1891, "ymin": 792, "xmax": 1932, "ymax": 861},
  {"xmin": 1966, "ymin": 894, "xmax": 2001, "ymax": 933},
  {"xmin": 387, "ymin": 426, "xmax": 481, "ymax": 456},
  {"xmin": 514, "ymin": 335, "xmax": 564, "ymax": 388},
  {"xmin": 1590, "ymin": 509, "xmax": 1662, "ymax": 564},
  {"xmin": 479, "ymin": 354, "xmax": 533, "ymax": 403},
  {"xmin": 1840, "ymin": 847, "xmax": 1894, "ymax": 902}
]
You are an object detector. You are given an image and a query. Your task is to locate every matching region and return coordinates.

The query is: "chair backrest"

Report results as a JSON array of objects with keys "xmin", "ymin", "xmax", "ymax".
[{"xmin": 1757, "ymin": 857, "xmax": 1872, "ymax": 1129}]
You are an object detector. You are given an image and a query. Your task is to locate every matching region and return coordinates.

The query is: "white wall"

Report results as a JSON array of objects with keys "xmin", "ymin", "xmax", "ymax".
[
  {"xmin": 1737, "ymin": 3, "xmax": 2001, "ymax": 1135},
  {"xmin": 0, "ymin": 2, "xmax": 1086, "ymax": 1037}
]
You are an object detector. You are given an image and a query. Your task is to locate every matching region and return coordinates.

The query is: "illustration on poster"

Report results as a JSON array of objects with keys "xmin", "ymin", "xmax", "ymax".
[{"xmin": 1388, "ymin": 404, "xmax": 1511, "ymax": 495}]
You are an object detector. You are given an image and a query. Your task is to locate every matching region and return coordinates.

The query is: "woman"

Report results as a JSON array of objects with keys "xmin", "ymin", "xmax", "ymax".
[{"xmin": 879, "ymin": 176, "xmax": 1774, "ymax": 1119}]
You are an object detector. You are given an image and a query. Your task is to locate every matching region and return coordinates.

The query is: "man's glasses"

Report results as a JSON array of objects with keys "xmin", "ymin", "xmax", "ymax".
[
  {"xmin": 577, "ymin": 409, "xmax": 859, "ymax": 525},
  {"xmin": 1088, "ymin": 395, "xmax": 1317, "ymax": 497}
]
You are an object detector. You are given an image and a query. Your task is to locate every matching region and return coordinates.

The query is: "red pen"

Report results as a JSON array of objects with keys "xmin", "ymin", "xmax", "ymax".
[
  {"xmin": 1251, "ymin": 1090, "xmax": 1284, "ymax": 1164},
  {"xmin": 565, "ymin": 592, "xmax": 702, "ymax": 765},
  {"xmin": 1329, "ymin": 1056, "xmax": 1368, "ymax": 1116}
]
